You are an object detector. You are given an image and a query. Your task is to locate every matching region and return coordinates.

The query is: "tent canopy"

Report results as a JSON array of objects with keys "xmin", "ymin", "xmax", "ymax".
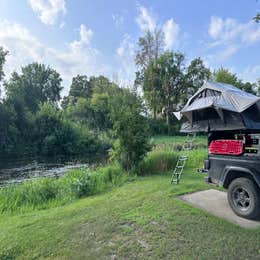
[{"xmin": 174, "ymin": 81, "xmax": 260, "ymax": 133}]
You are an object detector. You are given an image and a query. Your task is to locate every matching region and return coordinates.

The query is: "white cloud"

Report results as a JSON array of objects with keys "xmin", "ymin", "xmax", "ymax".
[
  {"xmin": 209, "ymin": 16, "xmax": 260, "ymax": 45},
  {"xmin": 112, "ymin": 13, "xmax": 125, "ymax": 29},
  {"xmin": 217, "ymin": 44, "xmax": 239, "ymax": 61},
  {"xmin": 208, "ymin": 16, "xmax": 223, "ymax": 39},
  {"xmin": 240, "ymin": 65, "xmax": 260, "ymax": 82},
  {"xmin": 69, "ymin": 25, "xmax": 93, "ymax": 51},
  {"xmin": 115, "ymin": 34, "xmax": 135, "ymax": 87},
  {"xmin": 207, "ymin": 16, "xmax": 260, "ymax": 60},
  {"xmin": 163, "ymin": 19, "xmax": 180, "ymax": 49},
  {"xmin": 0, "ymin": 20, "xmax": 110, "ymax": 95},
  {"xmin": 136, "ymin": 5, "xmax": 156, "ymax": 32},
  {"xmin": 28, "ymin": 0, "xmax": 66, "ymax": 25}
]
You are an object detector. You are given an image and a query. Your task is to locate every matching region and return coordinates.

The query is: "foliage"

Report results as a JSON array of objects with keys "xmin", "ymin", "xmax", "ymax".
[
  {"xmin": 65, "ymin": 95, "xmax": 113, "ymax": 131},
  {"xmin": 135, "ymin": 29, "xmax": 165, "ymax": 88},
  {"xmin": 0, "ymin": 46, "xmax": 8, "ymax": 83},
  {"xmin": 214, "ymin": 67, "xmax": 257, "ymax": 95},
  {"xmin": 185, "ymin": 57, "xmax": 211, "ymax": 98},
  {"xmin": 140, "ymin": 51, "xmax": 211, "ymax": 125},
  {"xmin": 5, "ymin": 63, "xmax": 63, "ymax": 113},
  {"xmin": 69, "ymin": 75, "xmax": 92, "ymax": 99},
  {"xmin": 34, "ymin": 102, "xmax": 104, "ymax": 156},
  {"xmin": 109, "ymin": 89, "xmax": 151, "ymax": 171}
]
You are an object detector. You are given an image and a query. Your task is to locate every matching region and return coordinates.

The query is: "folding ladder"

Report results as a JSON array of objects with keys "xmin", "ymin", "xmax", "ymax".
[{"xmin": 171, "ymin": 133, "xmax": 196, "ymax": 184}]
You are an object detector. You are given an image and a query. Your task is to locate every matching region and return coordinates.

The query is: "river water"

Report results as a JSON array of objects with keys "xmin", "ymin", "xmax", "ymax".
[{"xmin": 0, "ymin": 155, "xmax": 107, "ymax": 187}]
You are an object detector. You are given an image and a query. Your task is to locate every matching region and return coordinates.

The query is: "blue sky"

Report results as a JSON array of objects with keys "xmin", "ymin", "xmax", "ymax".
[{"xmin": 0, "ymin": 0, "xmax": 260, "ymax": 94}]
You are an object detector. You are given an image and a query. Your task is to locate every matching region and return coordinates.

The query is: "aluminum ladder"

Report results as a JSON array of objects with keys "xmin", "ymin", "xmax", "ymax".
[{"xmin": 171, "ymin": 133, "xmax": 196, "ymax": 184}]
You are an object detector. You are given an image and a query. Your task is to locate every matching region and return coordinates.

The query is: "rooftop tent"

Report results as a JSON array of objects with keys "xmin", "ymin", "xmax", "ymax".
[{"xmin": 174, "ymin": 81, "xmax": 260, "ymax": 133}]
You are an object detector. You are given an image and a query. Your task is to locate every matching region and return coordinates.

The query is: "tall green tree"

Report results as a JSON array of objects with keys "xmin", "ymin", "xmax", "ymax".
[
  {"xmin": 185, "ymin": 58, "xmax": 211, "ymax": 97},
  {"xmin": 143, "ymin": 51, "xmax": 186, "ymax": 123},
  {"xmin": 135, "ymin": 29, "xmax": 164, "ymax": 87},
  {"xmin": 157, "ymin": 52, "xmax": 186, "ymax": 125},
  {"xmin": 5, "ymin": 63, "xmax": 63, "ymax": 112}
]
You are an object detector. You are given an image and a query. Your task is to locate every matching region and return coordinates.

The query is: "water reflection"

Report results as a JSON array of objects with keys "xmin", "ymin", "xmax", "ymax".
[{"xmin": 0, "ymin": 155, "xmax": 107, "ymax": 186}]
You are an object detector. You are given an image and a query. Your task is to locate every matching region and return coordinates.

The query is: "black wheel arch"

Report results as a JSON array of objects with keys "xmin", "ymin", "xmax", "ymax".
[{"xmin": 222, "ymin": 166, "xmax": 260, "ymax": 189}]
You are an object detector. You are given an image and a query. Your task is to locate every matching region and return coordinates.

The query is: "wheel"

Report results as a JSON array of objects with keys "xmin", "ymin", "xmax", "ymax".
[{"xmin": 227, "ymin": 177, "xmax": 260, "ymax": 219}]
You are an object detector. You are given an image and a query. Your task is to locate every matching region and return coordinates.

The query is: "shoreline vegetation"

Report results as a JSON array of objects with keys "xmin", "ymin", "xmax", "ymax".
[{"xmin": 0, "ymin": 136, "xmax": 206, "ymax": 215}]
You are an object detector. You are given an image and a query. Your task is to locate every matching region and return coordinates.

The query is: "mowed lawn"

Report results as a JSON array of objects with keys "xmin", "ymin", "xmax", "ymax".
[{"xmin": 0, "ymin": 136, "xmax": 260, "ymax": 259}]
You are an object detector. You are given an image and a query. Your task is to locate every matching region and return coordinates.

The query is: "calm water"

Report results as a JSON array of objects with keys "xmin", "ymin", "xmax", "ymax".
[{"xmin": 0, "ymin": 155, "xmax": 107, "ymax": 186}]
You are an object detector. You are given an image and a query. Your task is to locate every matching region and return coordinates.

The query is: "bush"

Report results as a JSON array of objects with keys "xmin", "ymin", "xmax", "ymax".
[
  {"xmin": 109, "ymin": 90, "xmax": 151, "ymax": 171},
  {"xmin": 34, "ymin": 102, "xmax": 107, "ymax": 156},
  {"xmin": 137, "ymin": 151, "xmax": 178, "ymax": 176}
]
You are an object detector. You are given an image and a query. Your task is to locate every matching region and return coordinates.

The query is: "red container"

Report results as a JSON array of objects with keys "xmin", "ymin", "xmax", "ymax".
[{"xmin": 209, "ymin": 140, "xmax": 243, "ymax": 155}]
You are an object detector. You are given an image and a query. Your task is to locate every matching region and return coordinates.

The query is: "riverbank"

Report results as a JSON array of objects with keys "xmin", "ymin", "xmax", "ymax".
[{"xmin": 0, "ymin": 136, "xmax": 205, "ymax": 214}]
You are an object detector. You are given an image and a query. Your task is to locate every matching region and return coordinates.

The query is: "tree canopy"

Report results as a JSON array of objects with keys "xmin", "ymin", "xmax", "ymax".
[{"xmin": 214, "ymin": 67, "xmax": 257, "ymax": 95}]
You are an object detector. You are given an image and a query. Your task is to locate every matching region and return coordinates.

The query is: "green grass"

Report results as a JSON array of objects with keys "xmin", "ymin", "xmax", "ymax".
[
  {"xmin": 152, "ymin": 135, "xmax": 207, "ymax": 151},
  {"xmin": 0, "ymin": 136, "xmax": 259, "ymax": 259},
  {"xmin": 1, "ymin": 171, "xmax": 260, "ymax": 259}
]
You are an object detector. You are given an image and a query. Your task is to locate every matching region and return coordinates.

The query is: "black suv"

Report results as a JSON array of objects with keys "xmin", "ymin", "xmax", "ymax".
[{"xmin": 205, "ymin": 132, "xmax": 260, "ymax": 219}]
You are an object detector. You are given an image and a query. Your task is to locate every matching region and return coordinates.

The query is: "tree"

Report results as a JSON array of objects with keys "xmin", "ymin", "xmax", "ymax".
[
  {"xmin": 5, "ymin": 63, "xmax": 63, "ymax": 112},
  {"xmin": 69, "ymin": 75, "xmax": 92, "ymax": 99},
  {"xmin": 0, "ymin": 47, "xmax": 8, "ymax": 82},
  {"xmin": 135, "ymin": 29, "xmax": 164, "ymax": 87},
  {"xmin": 62, "ymin": 75, "xmax": 117, "ymax": 109},
  {"xmin": 109, "ymin": 89, "xmax": 151, "ymax": 171},
  {"xmin": 0, "ymin": 47, "xmax": 8, "ymax": 98},
  {"xmin": 214, "ymin": 68, "xmax": 257, "ymax": 95},
  {"xmin": 142, "ymin": 59, "xmax": 163, "ymax": 119},
  {"xmin": 158, "ymin": 52, "xmax": 186, "ymax": 125},
  {"xmin": 214, "ymin": 68, "xmax": 238, "ymax": 86},
  {"xmin": 143, "ymin": 51, "xmax": 186, "ymax": 123},
  {"xmin": 185, "ymin": 58, "xmax": 211, "ymax": 97}
]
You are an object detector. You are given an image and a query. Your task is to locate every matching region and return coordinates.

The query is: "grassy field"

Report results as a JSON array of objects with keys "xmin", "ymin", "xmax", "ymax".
[{"xmin": 0, "ymin": 136, "xmax": 260, "ymax": 259}]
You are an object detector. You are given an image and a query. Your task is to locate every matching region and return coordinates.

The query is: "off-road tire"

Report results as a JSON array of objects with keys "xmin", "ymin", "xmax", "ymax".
[{"xmin": 227, "ymin": 177, "xmax": 260, "ymax": 219}]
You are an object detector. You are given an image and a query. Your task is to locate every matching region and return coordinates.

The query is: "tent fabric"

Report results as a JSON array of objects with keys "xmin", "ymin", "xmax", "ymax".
[
  {"xmin": 174, "ymin": 81, "xmax": 260, "ymax": 133},
  {"xmin": 181, "ymin": 81, "xmax": 260, "ymax": 115}
]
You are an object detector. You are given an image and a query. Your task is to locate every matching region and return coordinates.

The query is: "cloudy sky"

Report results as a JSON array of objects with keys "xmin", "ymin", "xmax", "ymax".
[{"xmin": 0, "ymin": 0, "xmax": 260, "ymax": 95}]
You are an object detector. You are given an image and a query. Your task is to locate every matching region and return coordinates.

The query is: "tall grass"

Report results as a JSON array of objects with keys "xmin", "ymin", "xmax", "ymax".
[
  {"xmin": 137, "ymin": 151, "xmax": 178, "ymax": 175},
  {"xmin": 0, "ymin": 163, "xmax": 127, "ymax": 214}
]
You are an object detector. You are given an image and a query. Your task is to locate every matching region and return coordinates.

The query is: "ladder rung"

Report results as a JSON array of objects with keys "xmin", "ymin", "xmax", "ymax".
[{"xmin": 171, "ymin": 133, "xmax": 196, "ymax": 185}]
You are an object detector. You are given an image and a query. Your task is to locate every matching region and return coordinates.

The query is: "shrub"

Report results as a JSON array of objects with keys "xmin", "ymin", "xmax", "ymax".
[
  {"xmin": 34, "ymin": 102, "xmax": 107, "ymax": 156},
  {"xmin": 109, "ymin": 90, "xmax": 151, "ymax": 171}
]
